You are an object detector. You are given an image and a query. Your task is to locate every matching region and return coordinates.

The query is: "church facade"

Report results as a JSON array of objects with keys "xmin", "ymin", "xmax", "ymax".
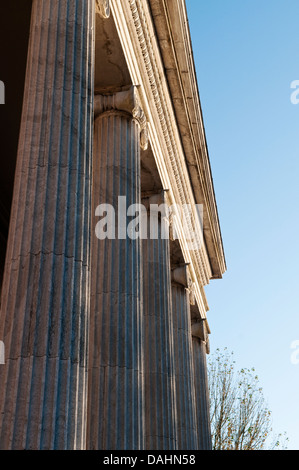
[{"xmin": 0, "ymin": 0, "xmax": 226, "ymax": 450}]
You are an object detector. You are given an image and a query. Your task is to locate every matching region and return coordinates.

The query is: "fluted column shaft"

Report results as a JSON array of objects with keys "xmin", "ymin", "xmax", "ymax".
[
  {"xmin": 0, "ymin": 0, "xmax": 95, "ymax": 450},
  {"xmin": 171, "ymin": 282, "xmax": 198, "ymax": 450},
  {"xmin": 192, "ymin": 336, "xmax": 212, "ymax": 450},
  {"xmin": 87, "ymin": 89, "xmax": 145, "ymax": 450},
  {"xmin": 142, "ymin": 197, "xmax": 177, "ymax": 450}
]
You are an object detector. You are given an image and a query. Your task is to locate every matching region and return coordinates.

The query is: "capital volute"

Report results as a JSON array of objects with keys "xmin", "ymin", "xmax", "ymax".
[
  {"xmin": 168, "ymin": 211, "xmax": 177, "ymax": 242},
  {"xmin": 171, "ymin": 264, "xmax": 197, "ymax": 306},
  {"xmin": 171, "ymin": 264, "xmax": 190, "ymax": 288},
  {"xmin": 141, "ymin": 190, "xmax": 169, "ymax": 212},
  {"xmin": 96, "ymin": 0, "xmax": 110, "ymax": 19},
  {"xmin": 188, "ymin": 282, "xmax": 196, "ymax": 306}
]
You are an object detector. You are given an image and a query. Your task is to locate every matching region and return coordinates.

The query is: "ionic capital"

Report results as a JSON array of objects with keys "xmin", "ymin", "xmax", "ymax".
[
  {"xmin": 191, "ymin": 320, "xmax": 207, "ymax": 342},
  {"xmin": 96, "ymin": 0, "xmax": 110, "ymax": 19},
  {"xmin": 141, "ymin": 190, "xmax": 169, "ymax": 212},
  {"xmin": 171, "ymin": 264, "xmax": 197, "ymax": 306},
  {"xmin": 171, "ymin": 264, "xmax": 191, "ymax": 289},
  {"xmin": 94, "ymin": 86, "xmax": 148, "ymax": 150}
]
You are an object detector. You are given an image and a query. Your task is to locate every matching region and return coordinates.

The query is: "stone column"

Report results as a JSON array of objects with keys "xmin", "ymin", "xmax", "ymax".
[
  {"xmin": 171, "ymin": 266, "xmax": 198, "ymax": 450},
  {"xmin": 87, "ymin": 87, "xmax": 147, "ymax": 450},
  {"xmin": 192, "ymin": 320, "xmax": 212, "ymax": 450},
  {"xmin": 0, "ymin": 0, "xmax": 95, "ymax": 450},
  {"xmin": 142, "ymin": 192, "xmax": 177, "ymax": 450}
]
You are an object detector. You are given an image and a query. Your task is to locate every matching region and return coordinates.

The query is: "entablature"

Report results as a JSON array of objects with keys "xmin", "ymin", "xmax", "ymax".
[{"xmin": 97, "ymin": 0, "xmax": 226, "ymax": 320}]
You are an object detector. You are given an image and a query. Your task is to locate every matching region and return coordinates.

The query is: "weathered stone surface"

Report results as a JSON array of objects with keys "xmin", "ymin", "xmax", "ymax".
[
  {"xmin": 0, "ymin": 0, "xmax": 226, "ymax": 451},
  {"xmin": 0, "ymin": 0, "xmax": 95, "ymax": 450},
  {"xmin": 172, "ymin": 284, "xmax": 198, "ymax": 450}
]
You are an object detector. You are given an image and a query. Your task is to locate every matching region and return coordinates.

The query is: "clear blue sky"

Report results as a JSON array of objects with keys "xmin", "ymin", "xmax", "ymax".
[{"xmin": 186, "ymin": 0, "xmax": 299, "ymax": 450}]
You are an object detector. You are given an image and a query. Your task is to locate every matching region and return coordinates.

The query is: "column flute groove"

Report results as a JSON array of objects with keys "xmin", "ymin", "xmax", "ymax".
[
  {"xmin": 171, "ymin": 266, "xmax": 198, "ymax": 450},
  {"xmin": 0, "ymin": 0, "xmax": 95, "ymax": 450},
  {"xmin": 87, "ymin": 87, "xmax": 147, "ymax": 450},
  {"xmin": 192, "ymin": 320, "xmax": 212, "ymax": 450},
  {"xmin": 142, "ymin": 192, "xmax": 177, "ymax": 450}
]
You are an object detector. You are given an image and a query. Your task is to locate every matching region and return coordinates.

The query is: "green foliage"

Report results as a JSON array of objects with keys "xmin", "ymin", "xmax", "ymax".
[{"xmin": 207, "ymin": 348, "xmax": 288, "ymax": 450}]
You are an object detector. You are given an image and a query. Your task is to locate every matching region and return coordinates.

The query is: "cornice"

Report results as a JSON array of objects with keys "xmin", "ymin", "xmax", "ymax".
[{"xmin": 149, "ymin": 0, "xmax": 227, "ymax": 279}]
